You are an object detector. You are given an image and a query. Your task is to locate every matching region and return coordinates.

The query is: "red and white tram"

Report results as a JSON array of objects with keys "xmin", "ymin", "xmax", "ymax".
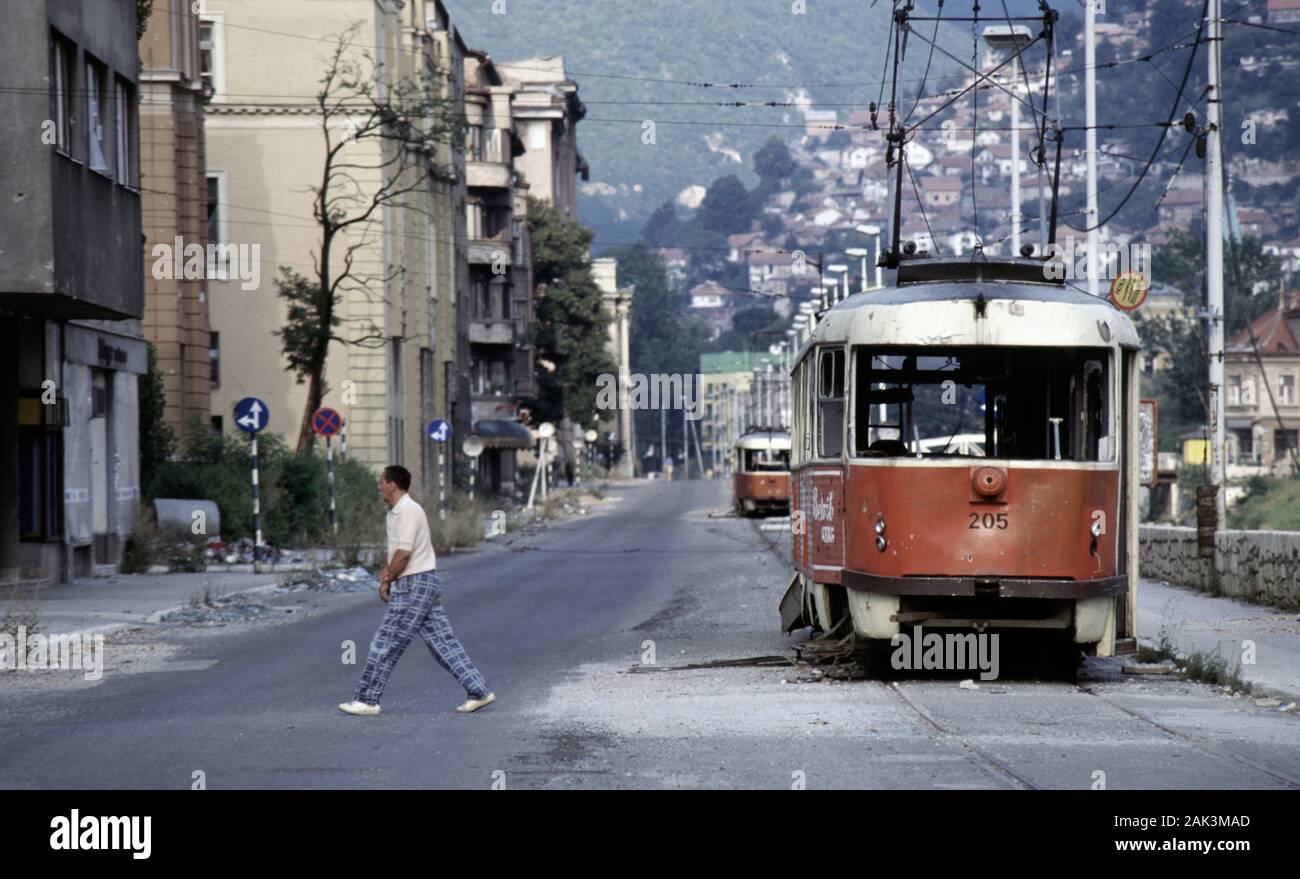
[
  {"xmin": 784, "ymin": 258, "xmax": 1141, "ymax": 657},
  {"xmin": 733, "ymin": 431, "xmax": 791, "ymax": 517}
]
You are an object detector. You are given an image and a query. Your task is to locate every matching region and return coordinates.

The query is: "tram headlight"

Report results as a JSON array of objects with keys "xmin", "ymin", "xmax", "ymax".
[
  {"xmin": 1090, "ymin": 520, "xmax": 1103, "ymax": 538},
  {"xmin": 874, "ymin": 518, "xmax": 886, "ymax": 536},
  {"xmin": 875, "ymin": 535, "xmax": 887, "ymax": 552}
]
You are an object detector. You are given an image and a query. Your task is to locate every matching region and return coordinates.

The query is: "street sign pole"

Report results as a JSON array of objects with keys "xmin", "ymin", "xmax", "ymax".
[
  {"xmin": 234, "ymin": 396, "xmax": 270, "ymax": 573},
  {"xmin": 327, "ymin": 435, "xmax": 337, "ymax": 535},
  {"xmin": 251, "ymin": 435, "xmax": 262, "ymax": 574},
  {"xmin": 462, "ymin": 437, "xmax": 485, "ymax": 504},
  {"xmin": 426, "ymin": 419, "xmax": 452, "ymax": 522},
  {"xmin": 439, "ymin": 448, "xmax": 446, "ymax": 522}
]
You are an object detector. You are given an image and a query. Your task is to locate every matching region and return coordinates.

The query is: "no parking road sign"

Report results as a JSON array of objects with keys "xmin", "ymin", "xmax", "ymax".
[
  {"xmin": 234, "ymin": 397, "xmax": 269, "ymax": 434},
  {"xmin": 312, "ymin": 407, "xmax": 343, "ymax": 437}
]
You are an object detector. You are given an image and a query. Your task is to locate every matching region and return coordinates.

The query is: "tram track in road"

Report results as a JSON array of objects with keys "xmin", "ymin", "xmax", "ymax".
[
  {"xmin": 881, "ymin": 681, "xmax": 1042, "ymax": 790},
  {"xmin": 745, "ymin": 514, "xmax": 791, "ymax": 567},
  {"xmin": 1072, "ymin": 683, "xmax": 1300, "ymax": 790}
]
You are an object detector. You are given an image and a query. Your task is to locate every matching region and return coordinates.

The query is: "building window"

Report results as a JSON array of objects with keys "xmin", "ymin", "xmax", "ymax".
[
  {"xmin": 209, "ymin": 332, "xmax": 220, "ymax": 387},
  {"xmin": 19, "ymin": 428, "xmax": 63, "ymax": 541},
  {"xmin": 389, "ymin": 337, "xmax": 405, "ymax": 464},
  {"xmin": 466, "ymin": 202, "xmax": 483, "ymax": 239},
  {"xmin": 114, "ymin": 76, "xmax": 135, "ymax": 187},
  {"xmin": 1228, "ymin": 374, "xmax": 1241, "ymax": 405},
  {"xmin": 85, "ymin": 55, "xmax": 110, "ymax": 175},
  {"xmin": 1280, "ymin": 374, "xmax": 1295, "ymax": 406},
  {"xmin": 206, "ymin": 172, "xmax": 229, "ymax": 277},
  {"xmin": 467, "ymin": 123, "xmax": 484, "ymax": 160},
  {"xmin": 50, "ymin": 32, "xmax": 75, "ymax": 156},
  {"xmin": 198, "ymin": 15, "xmax": 225, "ymax": 98}
]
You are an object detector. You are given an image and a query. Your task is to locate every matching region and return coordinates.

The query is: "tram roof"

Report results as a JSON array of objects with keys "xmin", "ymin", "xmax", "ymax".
[
  {"xmin": 735, "ymin": 430, "xmax": 791, "ymax": 451},
  {"xmin": 800, "ymin": 272, "xmax": 1141, "ymax": 361}
]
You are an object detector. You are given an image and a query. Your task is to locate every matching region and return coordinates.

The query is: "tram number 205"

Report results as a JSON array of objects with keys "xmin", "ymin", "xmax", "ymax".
[{"xmin": 969, "ymin": 512, "xmax": 1009, "ymax": 530}]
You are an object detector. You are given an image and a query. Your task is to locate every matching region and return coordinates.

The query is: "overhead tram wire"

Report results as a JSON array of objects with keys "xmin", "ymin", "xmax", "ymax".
[
  {"xmin": 905, "ymin": 152, "xmax": 941, "ymax": 256},
  {"xmin": 1074, "ymin": 0, "xmax": 1211, "ymax": 233},
  {"xmin": 92, "ymin": 0, "xmax": 1262, "ymax": 96},
  {"xmin": 0, "ymin": 12, "xmax": 1234, "ymax": 110},
  {"xmin": 903, "ymin": 0, "xmax": 946, "ymax": 126}
]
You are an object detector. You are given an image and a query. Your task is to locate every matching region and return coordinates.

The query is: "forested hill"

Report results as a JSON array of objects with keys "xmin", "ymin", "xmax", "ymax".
[{"xmin": 444, "ymin": 0, "xmax": 961, "ymax": 245}]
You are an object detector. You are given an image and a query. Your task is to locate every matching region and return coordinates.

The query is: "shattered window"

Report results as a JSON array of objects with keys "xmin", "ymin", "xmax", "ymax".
[
  {"xmin": 817, "ymin": 347, "xmax": 845, "ymax": 458},
  {"xmin": 851, "ymin": 346, "xmax": 1114, "ymax": 461}
]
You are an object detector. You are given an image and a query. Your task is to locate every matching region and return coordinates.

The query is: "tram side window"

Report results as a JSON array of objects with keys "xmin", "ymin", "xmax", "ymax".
[
  {"xmin": 817, "ymin": 347, "xmax": 845, "ymax": 458},
  {"xmin": 851, "ymin": 346, "xmax": 1114, "ymax": 461}
]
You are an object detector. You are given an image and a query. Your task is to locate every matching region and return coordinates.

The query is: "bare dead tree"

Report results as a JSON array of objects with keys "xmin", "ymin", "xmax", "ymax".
[{"xmin": 276, "ymin": 23, "xmax": 459, "ymax": 452}]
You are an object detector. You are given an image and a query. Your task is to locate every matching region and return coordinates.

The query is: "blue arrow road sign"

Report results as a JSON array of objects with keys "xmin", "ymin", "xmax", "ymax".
[
  {"xmin": 234, "ymin": 397, "xmax": 269, "ymax": 434},
  {"xmin": 427, "ymin": 419, "xmax": 452, "ymax": 443}
]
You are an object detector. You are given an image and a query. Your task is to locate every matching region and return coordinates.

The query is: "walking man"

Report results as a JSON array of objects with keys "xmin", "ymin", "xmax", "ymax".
[{"xmin": 338, "ymin": 465, "xmax": 495, "ymax": 716}]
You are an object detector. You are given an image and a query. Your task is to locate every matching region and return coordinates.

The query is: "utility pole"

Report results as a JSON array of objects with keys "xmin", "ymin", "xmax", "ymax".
[
  {"xmin": 660, "ymin": 404, "xmax": 667, "ymax": 478},
  {"xmin": 1084, "ymin": 0, "xmax": 1100, "ymax": 297},
  {"xmin": 682, "ymin": 398, "xmax": 689, "ymax": 480},
  {"xmin": 1206, "ymin": 0, "xmax": 1227, "ymax": 527}
]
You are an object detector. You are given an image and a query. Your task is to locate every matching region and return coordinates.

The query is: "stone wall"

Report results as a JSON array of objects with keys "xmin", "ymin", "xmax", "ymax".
[{"xmin": 1140, "ymin": 526, "xmax": 1300, "ymax": 610}]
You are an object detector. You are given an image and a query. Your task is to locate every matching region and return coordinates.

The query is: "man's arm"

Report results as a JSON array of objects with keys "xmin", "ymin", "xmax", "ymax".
[{"xmin": 381, "ymin": 549, "xmax": 412, "ymax": 584}]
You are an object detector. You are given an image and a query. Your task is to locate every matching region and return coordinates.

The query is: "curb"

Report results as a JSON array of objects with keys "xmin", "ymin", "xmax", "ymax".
[
  {"xmin": 1134, "ymin": 636, "xmax": 1300, "ymax": 707},
  {"xmin": 141, "ymin": 581, "xmax": 283, "ymax": 625},
  {"xmin": 43, "ymin": 580, "xmax": 284, "ymax": 641}
]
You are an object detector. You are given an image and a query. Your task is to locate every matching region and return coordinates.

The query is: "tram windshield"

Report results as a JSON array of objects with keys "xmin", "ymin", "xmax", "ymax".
[
  {"xmin": 851, "ymin": 346, "xmax": 1115, "ymax": 462},
  {"xmin": 742, "ymin": 448, "xmax": 790, "ymax": 472}
]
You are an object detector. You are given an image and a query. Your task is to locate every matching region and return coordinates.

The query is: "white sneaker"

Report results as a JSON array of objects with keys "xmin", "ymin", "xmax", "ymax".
[
  {"xmin": 455, "ymin": 692, "xmax": 496, "ymax": 713},
  {"xmin": 338, "ymin": 700, "xmax": 381, "ymax": 716}
]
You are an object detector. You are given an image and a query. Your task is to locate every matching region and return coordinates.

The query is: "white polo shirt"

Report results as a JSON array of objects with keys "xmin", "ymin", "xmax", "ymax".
[{"xmin": 386, "ymin": 493, "xmax": 437, "ymax": 576}]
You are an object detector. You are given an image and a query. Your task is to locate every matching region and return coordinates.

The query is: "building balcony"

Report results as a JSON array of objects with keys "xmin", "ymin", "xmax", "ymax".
[
  {"xmin": 467, "ymin": 232, "xmax": 513, "ymax": 265},
  {"xmin": 467, "ymin": 159, "xmax": 511, "ymax": 190},
  {"xmin": 469, "ymin": 318, "xmax": 518, "ymax": 345}
]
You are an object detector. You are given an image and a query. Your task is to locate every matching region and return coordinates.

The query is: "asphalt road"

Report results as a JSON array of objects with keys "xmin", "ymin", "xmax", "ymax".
[{"xmin": 2, "ymin": 479, "xmax": 1298, "ymax": 789}]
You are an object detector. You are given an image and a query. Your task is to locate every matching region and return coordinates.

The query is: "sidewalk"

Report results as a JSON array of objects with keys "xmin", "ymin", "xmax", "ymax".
[
  {"xmin": 0, "ymin": 572, "xmax": 282, "ymax": 638},
  {"xmin": 1138, "ymin": 577, "xmax": 1300, "ymax": 703}
]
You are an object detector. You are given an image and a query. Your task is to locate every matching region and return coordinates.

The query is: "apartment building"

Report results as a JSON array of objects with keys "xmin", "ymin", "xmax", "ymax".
[
  {"xmin": 202, "ymin": 0, "xmax": 465, "ymax": 498},
  {"xmin": 1225, "ymin": 292, "xmax": 1300, "ymax": 470},
  {"xmin": 496, "ymin": 57, "xmax": 588, "ymax": 220},
  {"xmin": 139, "ymin": 0, "xmax": 211, "ymax": 436},
  {"xmin": 0, "ymin": 0, "xmax": 146, "ymax": 582},
  {"xmin": 462, "ymin": 50, "xmax": 534, "ymax": 494}
]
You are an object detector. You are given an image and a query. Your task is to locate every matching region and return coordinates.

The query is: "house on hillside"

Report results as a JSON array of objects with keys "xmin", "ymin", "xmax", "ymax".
[{"xmin": 1225, "ymin": 291, "xmax": 1300, "ymax": 468}]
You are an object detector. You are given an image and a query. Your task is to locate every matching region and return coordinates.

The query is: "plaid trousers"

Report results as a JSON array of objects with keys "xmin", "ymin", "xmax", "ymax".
[{"xmin": 353, "ymin": 571, "xmax": 489, "ymax": 705}]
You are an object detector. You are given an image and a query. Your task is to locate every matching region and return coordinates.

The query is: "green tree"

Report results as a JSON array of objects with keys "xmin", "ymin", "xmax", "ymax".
[
  {"xmin": 1137, "ymin": 312, "xmax": 1207, "ymax": 452},
  {"xmin": 138, "ymin": 343, "xmax": 176, "ymax": 500},
  {"xmin": 696, "ymin": 175, "xmax": 755, "ymax": 235},
  {"xmin": 1151, "ymin": 227, "xmax": 1280, "ymax": 335},
  {"xmin": 710, "ymin": 305, "xmax": 785, "ymax": 352},
  {"xmin": 527, "ymin": 197, "xmax": 617, "ymax": 426},
  {"xmin": 277, "ymin": 25, "xmax": 459, "ymax": 452},
  {"xmin": 136, "ymin": 0, "xmax": 154, "ymax": 39},
  {"xmin": 641, "ymin": 200, "xmax": 682, "ymax": 248},
  {"xmin": 607, "ymin": 243, "xmax": 711, "ymax": 460},
  {"xmin": 754, "ymin": 137, "xmax": 796, "ymax": 188}
]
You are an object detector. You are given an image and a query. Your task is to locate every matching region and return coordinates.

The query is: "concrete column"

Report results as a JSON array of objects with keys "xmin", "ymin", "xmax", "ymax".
[{"xmin": 0, "ymin": 319, "xmax": 18, "ymax": 582}]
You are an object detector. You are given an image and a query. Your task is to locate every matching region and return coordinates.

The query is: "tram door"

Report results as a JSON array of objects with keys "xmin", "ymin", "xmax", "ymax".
[{"xmin": 810, "ymin": 347, "xmax": 846, "ymax": 585}]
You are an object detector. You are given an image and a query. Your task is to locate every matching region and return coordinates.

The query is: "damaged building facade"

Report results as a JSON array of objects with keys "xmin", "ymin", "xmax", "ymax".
[{"xmin": 0, "ymin": 0, "xmax": 147, "ymax": 584}]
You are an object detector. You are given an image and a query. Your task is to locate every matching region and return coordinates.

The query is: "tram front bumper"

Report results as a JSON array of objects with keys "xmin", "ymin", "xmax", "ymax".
[{"xmin": 841, "ymin": 572, "xmax": 1126, "ymax": 600}]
